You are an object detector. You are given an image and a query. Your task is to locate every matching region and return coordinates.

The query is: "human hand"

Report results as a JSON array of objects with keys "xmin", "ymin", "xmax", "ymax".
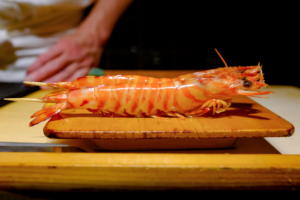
[
  {"xmin": 25, "ymin": 32, "xmax": 103, "ymax": 83},
  {"xmin": 25, "ymin": 0, "xmax": 133, "ymax": 84}
]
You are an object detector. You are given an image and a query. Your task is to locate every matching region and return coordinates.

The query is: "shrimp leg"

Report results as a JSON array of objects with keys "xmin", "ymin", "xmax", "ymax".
[
  {"xmin": 199, "ymin": 99, "xmax": 230, "ymax": 115},
  {"xmin": 184, "ymin": 99, "xmax": 229, "ymax": 117},
  {"xmin": 30, "ymin": 103, "xmax": 69, "ymax": 127}
]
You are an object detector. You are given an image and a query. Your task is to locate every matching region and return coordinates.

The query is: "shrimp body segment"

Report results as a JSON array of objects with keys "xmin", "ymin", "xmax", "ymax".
[{"xmin": 28, "ymin": 69, "xmax": 272, "ymax": 127}]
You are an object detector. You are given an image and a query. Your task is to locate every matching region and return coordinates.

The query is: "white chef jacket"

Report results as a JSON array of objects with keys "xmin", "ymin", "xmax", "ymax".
[{"xmin": 0, "ymin": 0, "xmax": 95, "ymax": 82}]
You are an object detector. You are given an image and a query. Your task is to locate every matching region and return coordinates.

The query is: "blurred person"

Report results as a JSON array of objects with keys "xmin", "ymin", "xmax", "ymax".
[{"xmin": 0, "ymin": 0, "xmax": 133, "ymax": 83}]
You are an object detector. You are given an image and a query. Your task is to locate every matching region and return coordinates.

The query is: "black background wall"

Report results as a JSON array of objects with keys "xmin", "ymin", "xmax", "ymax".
[{"xmin": 98, "ymin": 1, "xmax": 297, "ymax": 87}]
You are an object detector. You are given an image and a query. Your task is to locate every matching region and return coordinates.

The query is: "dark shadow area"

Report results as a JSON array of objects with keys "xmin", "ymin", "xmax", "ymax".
[
  {"xmin": 94, "ymin": 138, "xmax": 280, "ymax": 154},
  {"xmin": 212, "ymin": 109, "xmax": 270, "ymax": 120},
  {"xmin": 205, "ymin": 102, "xmax": 270, "ymax": 120},
  {"xmin": 98, "ymin": 0, "xmax": 297, "ymax": 87},
  {"xmin": 2, "ymin": 189, "xmax": 300, "ymax": 200}
]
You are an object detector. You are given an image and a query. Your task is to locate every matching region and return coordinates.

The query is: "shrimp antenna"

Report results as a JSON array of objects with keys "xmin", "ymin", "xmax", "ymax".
[{"xmin": 215, "ymin": 48, "xmax": 228, "ymax": 68}]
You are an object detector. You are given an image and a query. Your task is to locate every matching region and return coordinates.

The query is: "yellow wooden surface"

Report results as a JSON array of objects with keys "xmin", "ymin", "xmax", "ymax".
[{"xmin": 0, "ymin": 153, "xmax": 300, "ymax": 191}]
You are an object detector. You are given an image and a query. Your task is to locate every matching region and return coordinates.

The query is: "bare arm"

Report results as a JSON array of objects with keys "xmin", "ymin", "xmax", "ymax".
[{"xmin": 25, "ymin": 0, "xmax": 133, "ymax": 82}]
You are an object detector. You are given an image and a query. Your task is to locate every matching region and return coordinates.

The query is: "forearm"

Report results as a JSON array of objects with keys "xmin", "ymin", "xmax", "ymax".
[{"xmin": 76, "ymin": 0, "xmax": 134, "ymax": 47}]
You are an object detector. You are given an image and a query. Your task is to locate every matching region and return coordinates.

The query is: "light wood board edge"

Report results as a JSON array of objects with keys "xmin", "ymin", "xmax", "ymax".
[{"xmin": 0, "ymin": 153, "xmax": 300, "ymax": 191}]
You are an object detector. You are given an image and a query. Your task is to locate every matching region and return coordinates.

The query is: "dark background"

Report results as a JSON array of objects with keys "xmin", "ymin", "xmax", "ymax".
[{"xmin": 98, "ymin": 1, "xmax": 297, "ymax": 87}]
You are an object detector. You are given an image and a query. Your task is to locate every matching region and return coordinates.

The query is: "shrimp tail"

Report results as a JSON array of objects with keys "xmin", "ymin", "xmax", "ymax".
[
  {"xmin": 6, "ymin": 89, "xmax": 69, "ymax": 126},
  {"xmin": 29, "ymin": 90, "xmax": 69, "ymax": 126},
  {"xmin": 29, "ymin": 102, "xmax": 69, "ymax": 127}
]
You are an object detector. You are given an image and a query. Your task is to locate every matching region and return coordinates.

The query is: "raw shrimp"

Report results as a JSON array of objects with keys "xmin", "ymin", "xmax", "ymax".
[{"xmin": 5, "ymin": 64, "xmax": 272, "ymax": 127}]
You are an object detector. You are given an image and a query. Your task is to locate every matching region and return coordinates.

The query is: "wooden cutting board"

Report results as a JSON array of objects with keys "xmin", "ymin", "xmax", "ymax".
[{"xmin": 43, "ymin": 95, "xmax": 294, "ymax": 150}]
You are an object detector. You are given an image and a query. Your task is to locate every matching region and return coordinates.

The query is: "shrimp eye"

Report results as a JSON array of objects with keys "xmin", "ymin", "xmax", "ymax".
[{"xmin": 243, "ymin": 80, "xmax": 252, "ymax": 88}]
